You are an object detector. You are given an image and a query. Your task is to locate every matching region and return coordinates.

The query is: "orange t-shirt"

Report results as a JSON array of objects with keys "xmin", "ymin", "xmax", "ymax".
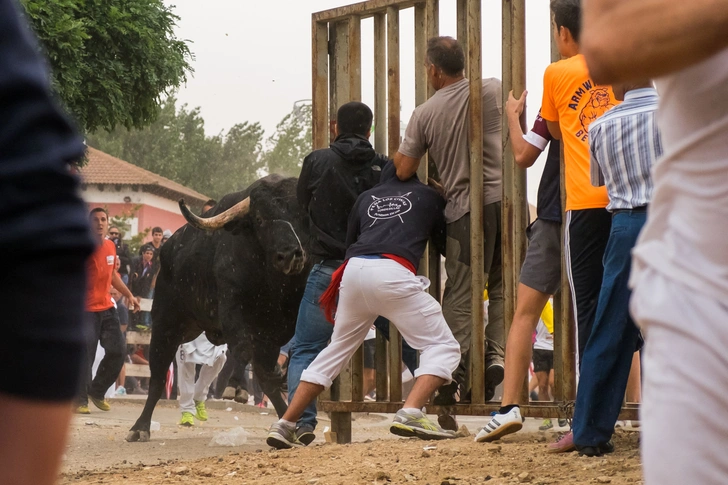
[
  {"xmin": 86, "ymin": 239, "xmax": 116, "ymax": 312},
  {"xmin": 541, "ymin": 54, "xmax": 615, "ymax": 211}
]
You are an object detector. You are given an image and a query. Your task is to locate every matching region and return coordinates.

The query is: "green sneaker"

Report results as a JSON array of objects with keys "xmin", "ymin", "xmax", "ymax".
[
  {"xmin": 76, "ymin": 405, "xmax": 91, "ymax": 415},
  {"xmin": 89, "ymin": 395, "xmax": 111, "ymax": 412},
  {"xmin": 390, "ymin": 409, "xmax": 456, "ymax": 440},
  {"xmin": 179, "ymin": 411, "xmax": 195, "ymax": 426},
  {"xmin": 539, "ymin": 418, "xmax": 554, "ymax": 431},
  {"xmin": 194, "ymin": 400, "xmax": 208, "ymax": 421},
  {"xmin": 266, "ymin": 421, "xmax": 303, "ymax": 449}
]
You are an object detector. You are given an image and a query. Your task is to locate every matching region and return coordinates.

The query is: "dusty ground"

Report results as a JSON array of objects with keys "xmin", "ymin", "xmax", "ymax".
[{"xmin": 60, "ymin": 399, "xmax": 642, "ymax": 485}]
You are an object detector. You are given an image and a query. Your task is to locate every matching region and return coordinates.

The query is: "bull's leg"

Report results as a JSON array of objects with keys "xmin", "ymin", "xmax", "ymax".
[
  {"xmin": 252, "ymin": 344, "xmax": 288, "ymax": 418},
  {"xmin": 126, "ymin": 329, "xmax": 181, "ymax": 442}
]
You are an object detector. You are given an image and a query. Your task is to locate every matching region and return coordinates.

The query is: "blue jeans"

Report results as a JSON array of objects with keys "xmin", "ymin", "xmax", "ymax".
[
  {"xmin": 572, "ymin": 211, "xmax": 646, "ymax": 447},
  {"xmin": 287, "ymin": 263, "xmax": 418, "ymax": 429}
]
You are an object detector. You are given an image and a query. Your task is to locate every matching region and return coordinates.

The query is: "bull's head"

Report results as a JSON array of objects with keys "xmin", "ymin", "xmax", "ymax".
[{"xmin": 179, "ymin": 180, "xmax": 307, "ymax": 275}]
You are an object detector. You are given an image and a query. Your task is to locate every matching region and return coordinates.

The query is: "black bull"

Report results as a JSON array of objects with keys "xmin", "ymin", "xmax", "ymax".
[{"xmin": 127, "ymin": 175, "xmax": 311, "ymax": 442}]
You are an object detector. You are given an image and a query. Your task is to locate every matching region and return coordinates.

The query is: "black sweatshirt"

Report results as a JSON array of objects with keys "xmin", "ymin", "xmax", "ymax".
[
  {"xmin": 297, "ymin": 134, "xmax": 388, "ymax": 260},
  {"xmin": 345, "ymin": 162, "xmax": 446, "ymax": 271}
]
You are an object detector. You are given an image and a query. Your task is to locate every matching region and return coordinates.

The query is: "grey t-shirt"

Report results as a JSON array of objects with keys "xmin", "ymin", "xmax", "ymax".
[{"xmin": 399, "ymin": 77, "xmax": 502, "ymax": 223}]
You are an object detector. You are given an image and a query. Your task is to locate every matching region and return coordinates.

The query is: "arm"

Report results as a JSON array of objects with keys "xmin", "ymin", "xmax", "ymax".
[
  {"xmin": 505, "ymin": 90, "xmax": 545, "ymax": 169},
  {"xmin": 589, "ymin": 130, "xmax": 606, "ymax": 187},
  {"xmin": 112, "ymin": 271, "xmax": 140, "ymax": 312},
  {"xmin": 582, "ymin": 0, "xmax": 728, "ymax": 84},
  {"xmin": 393, "ymin": 151, "xmax": 421, "ymax": 181},
  {"xmin": 546, "ymin": 120, "xmax": 562, "ymax": 140}
]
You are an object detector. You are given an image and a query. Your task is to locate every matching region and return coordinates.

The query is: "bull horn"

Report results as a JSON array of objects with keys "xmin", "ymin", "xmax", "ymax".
[{"xmin": 179, "ymin": 197, "xmax": 250, "ymax": 231}]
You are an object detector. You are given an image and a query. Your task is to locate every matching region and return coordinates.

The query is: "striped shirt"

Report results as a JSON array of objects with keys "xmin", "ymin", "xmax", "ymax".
[{"xmin": 589, "ymin": 88, "xmax": 663, "ymax": 211}]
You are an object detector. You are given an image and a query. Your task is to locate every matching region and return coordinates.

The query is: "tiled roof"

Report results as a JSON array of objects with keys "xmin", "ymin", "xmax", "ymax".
[{"xmin": 79, "ymin": 147, "xmax": 209, "ymax": 203}]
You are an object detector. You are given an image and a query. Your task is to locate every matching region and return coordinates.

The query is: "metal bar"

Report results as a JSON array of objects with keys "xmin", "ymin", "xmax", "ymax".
[
  {"xmin": 375, "ymin": 329, "xmax": 389, "ymax": 401},
  {"xmin": 387, "ymin": 5, "xmax": 400, "ymax": 157},
  {"xmin": 318, "ymin": 401, "xmax": 640, "ymax": 421},
  {"xmin": 314, "ymin": 0, "xmax": 423, "ymax": 23},
  {"xmin": 468, "ymin": 0, "xmax": 485, "ymax": 405},
  {"xmin": 312, "ymin": 20, "xmax": 329, "ymax": 149},
  {"xmin": 374, "ymin": 13, "xmax": 387, "ymax": 153},
  {"xmin": 348, "ymin": 16, "xmax": 362, "ymax": 101}
]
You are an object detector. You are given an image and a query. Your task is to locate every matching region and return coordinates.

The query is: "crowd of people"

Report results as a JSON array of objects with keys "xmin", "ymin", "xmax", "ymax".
[{"xmin": 3, "ymin": 0, "xmax": 727, "ymax": 483}]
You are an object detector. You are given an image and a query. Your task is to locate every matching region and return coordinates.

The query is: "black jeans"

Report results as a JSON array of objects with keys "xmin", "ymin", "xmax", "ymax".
[{"xmin": 79, "ymin": 308, "xmax": 125, "ymax": 404}]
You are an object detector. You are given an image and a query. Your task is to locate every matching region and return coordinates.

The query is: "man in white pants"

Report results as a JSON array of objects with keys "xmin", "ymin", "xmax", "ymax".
[
  {"xmin": 582, "ymin": 1, "xmax": 728, "ymax": 483},
  {"xmin": 266, "ymin": 162, "xmax": 461, "ymax": 449},
  {"xmin": 177, "ymin": 333, "xmax": 227, "ymax": 426}
]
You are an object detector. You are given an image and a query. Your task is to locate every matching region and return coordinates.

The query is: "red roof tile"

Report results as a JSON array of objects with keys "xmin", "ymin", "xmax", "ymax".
[{"xmin": 79, "ymin": 147, "xmax": 209, "ymax": 204}]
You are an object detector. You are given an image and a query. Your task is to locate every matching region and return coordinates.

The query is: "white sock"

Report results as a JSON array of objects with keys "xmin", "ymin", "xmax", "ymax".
[
  {"xmin": 401, "ymin": 407, "xmax": 421, "ymax": 415},
  {"xmin": 278, "ymin": 419, "xmax": 296, "ymax": 428}
]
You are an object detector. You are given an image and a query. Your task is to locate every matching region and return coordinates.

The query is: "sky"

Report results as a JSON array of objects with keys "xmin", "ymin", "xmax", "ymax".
[{"xmin": 165, "ymin": 0, "xmax": 553, "ymax": 203}]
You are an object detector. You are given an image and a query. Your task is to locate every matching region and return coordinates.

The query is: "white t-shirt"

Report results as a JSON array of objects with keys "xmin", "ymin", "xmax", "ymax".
[
  {"xmin": 534, "ymin": 320, "xmax": 554, "ymax": 351},
  {"xmin": 631, "ymin": 48, "xmax": 728, "ymax": 302}
]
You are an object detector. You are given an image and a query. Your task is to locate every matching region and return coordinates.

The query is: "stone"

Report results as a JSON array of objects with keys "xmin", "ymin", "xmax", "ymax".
[
  {"xmin": 198, "ymin": 467, "xmax": 213, "ymax": 477},
  {"xmin": 172, "ymin": 466, "xmax": 189, "ymax": 475},
  {"xmin": 517, "ymin": 472, "xmax": 534, "ymax": 483},
  {"xmin": 595, "ymin": 478, "xmax": 611, "ymax": 484}
]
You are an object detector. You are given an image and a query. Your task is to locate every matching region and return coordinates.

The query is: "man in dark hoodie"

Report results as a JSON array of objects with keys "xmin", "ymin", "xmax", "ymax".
[
  {"xmin": 267, "ymin": 162, "xmax": 460, "ymax": 449},
  {"xmin": 289, "ymin": 102, "xmax": 417, "ymax": 445}
]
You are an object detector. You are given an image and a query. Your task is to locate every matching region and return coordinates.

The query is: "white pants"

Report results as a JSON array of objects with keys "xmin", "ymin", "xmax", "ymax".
[
  {"xmin": 631, "ymin": 266, "xmax": 728, "ymax": 485},
  {"xmin": 176, "ymin": 344, "xmax": 227, "ymax": 414},
  {"xmin": 301, "ymin": 257, "xmax": 460, "ymax": 388}
]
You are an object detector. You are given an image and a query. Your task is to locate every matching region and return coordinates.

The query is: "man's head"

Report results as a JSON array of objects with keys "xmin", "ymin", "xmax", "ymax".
[
  {"xmin": 334, "ymin": 102, "xmax": 373, "ymax": 138},
  {"xmin": 162, "ymin": 229, "xmax": 172, "ymax": 244},
  {"xmin": 108, "ymin": 226, "xmax": 121, "ymax": 241},
  {"xmin": 142, "ymin": 245, "xmax": 154, "ymax": 263},
  {"xmin": 89, "ymin": 208, "xmax": 109, "ymax": 240},
  {"xmin": 551, "ymin": 0, "xmax": 581, "ymax": 58},
  {"xmin": 425, "ymin": 37, "xmax": 465, "ymax": 90},
  {"xmin": 611, "ymin": 79, "xmax": 653, "ymax": 101},
  {"xmin": 202, "ymin": 199, "xmax": 216, "ymax": 213},
  {"xmin": 151, "ymin": 227, "xmax": 163, "ymax": 246}
]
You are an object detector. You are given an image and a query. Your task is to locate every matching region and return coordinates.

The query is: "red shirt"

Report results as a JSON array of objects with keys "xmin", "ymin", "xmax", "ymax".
[{"xmin": 86, "ymin": 239, "xmax": 116, "ymax": 312}]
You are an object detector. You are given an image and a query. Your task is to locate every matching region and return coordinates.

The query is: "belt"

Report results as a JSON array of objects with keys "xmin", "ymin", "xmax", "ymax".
[
  {"xmin": 613, "ymin": 205, "xmax": 648, "ymax": 215},
  {"xmin": 318, "ymin": 259, "xmax": 344, "ymax": 269}
]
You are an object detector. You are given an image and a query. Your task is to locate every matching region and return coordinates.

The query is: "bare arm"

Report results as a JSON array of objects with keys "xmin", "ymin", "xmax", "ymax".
[
  {"xmin": 505, "ymin": 90, "xmax": 544, "ymax": 169},
  {"xmin": 112, "ymin": 271, "xmax": 140, "ymax": 312},
  {"xmin": 582, "ymin": 0, "xmax": 728, "ymax": 84},
  {"xmin": 546, "ymin": 120, "xmax": 562, "ymax": 141},
  {"xmin": 393, "ymin": 151, "xmax": 421, "ymax": 181}
]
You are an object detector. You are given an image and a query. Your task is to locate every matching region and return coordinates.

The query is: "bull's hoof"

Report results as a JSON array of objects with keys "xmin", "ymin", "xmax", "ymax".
[{"xmin": 126, "ymin": 430, "xmax": 151, "ymax": 442}]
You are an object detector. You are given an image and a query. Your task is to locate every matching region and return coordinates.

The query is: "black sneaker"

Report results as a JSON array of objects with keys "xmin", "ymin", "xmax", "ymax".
[
  {"xmin": 576, "ymin": 440, "xmax": 615, "ymax": 457},
  {"xmin": 485, "ymin": 362, "xmax": 504, "ymax": 401},
  {"xmin": 295, "ymin": 424, "xmax": 316, "ymax": 446}
]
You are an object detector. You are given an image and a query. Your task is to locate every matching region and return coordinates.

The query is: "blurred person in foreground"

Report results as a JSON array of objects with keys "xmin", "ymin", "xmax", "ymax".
[
  {"xmin": 0, "ymin": 0, "xmax": 94, "ymax": 482},
  {"xmin": 582, "ymin": 0, "xmax": 728, "ymax": 482}
]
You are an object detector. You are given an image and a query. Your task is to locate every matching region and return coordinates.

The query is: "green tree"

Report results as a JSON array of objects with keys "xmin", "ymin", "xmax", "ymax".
[
  {"xmin": 21, "ymin": 0, "xmax": 192, "ymax": 133},
  {"xmin": 262, "ymin": 103, "xmax": 312, "ymax": 177}
]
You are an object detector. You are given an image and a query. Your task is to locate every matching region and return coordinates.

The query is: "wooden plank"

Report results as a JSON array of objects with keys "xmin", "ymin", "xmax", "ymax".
[
  {"xmin": 125, "ymin": 363, "xmax": 151, "ymax": 378},
  {"xmin": 318, "ymin": 400, "xmax": 640, "ymax": 421},
  {"xmin": 388, "ymin": 323, "xmax": 403, "ymax": 402},
  {"xmin": 312, "ymin": 19, "xmax": 329, "ymax": 150},
  {"xmin": 352, "ymin": 346, "xmax": 365, "ymax": 402},
  {"xmin": 387, "ymin": 6, "xmax": 400, "ymax": 157},
  {"xmin": 313, "ymin": 0, "xmax": 423, "ymax": 23},
  {"xmin": 125, "ymin": 331, "xmax": 151, "ymax": 345},
  {"xmin": 468, "ymin": 0, "xmax": 485, "ymax": 405},
  {"xmin": 456, "ymin": 0, "xmax": 468, "ymax": 73},
  {"xmin": 374, "ymin": 13, "xmax": 387, "ymax": 153},
  {"xmin": 375, "ymin": 329, "xmax": 389, "ymax": 401},
  {"xmin": 330, "ymin": 412, "xmax": 352, "ymax": 444},
  {"xmin": 348, "ymin": 16, "xmax": 362, "ymax": 101}
]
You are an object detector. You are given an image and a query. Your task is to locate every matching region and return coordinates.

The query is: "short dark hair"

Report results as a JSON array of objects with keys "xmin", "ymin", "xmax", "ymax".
[
  {"xmin": 142, "ymin": 244, "xmax": 154, "ymax": 254},
  {"xmin": 336, "ymin": 102, "xmax": 373, "ymax": 137},
  {"xmin": 90, "ymin": 207, "xmax": 108, "ymax": 218},
  {"xmin": 426, "ymin": 37, "xmax": 465, "ymax": 77},
  {"xmin": 550, "ymin": 0, "xmax": 581, "ymax": 43},
  {"xmin": 152, "ymin": 226, "xmax": 163, "ymax": 235}
]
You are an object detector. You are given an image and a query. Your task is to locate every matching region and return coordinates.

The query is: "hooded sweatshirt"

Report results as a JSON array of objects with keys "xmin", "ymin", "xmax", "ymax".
[
  {"xmin": 297, "ymin": 134, "xmax": 388, "ymax": 261},
  {"xmin": 344, "ymin": 161, "xmax": 446, "ymax": 271}
]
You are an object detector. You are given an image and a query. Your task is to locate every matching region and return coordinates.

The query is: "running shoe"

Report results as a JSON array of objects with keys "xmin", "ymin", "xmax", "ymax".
[
  {"xmin": 475, "ymin": 406, "xmax": 524, "ymax": 442},
  {"xmin": 195, "ymin": 400, "xmax": 208, "ymax": 421},
  {"xmin": 266, "ymin": 421, "xmax": 303, "ymax": 449},
  {"xmin": 89, "ymin": 395, "xmax": 111, "ymax": 412},
  {"xmin": 390, "ymin": 409, "xmax": 456, "ymax": 440},
  {"xmin": 179, "ymin": 411, "xmax": 195, "ymax": 427},
  {"xmin": 547, "ymin": 431, "xmax": 576, "ymax": 453},
  {"xmin": 539, "ymin": 418, "xmax": 554, "ymax": 431}
]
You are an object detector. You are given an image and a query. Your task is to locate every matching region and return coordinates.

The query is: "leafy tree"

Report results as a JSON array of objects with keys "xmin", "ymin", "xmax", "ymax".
[
  {"xmin": 262, "ymin": 103, "xmax": 312, "ymax": 177},
  {"xmin": 20, "ymin": 0, "xmax": 192, "ymax": 133}
]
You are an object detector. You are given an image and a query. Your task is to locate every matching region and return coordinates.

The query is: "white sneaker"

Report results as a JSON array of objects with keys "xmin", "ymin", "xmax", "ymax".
[{"xmin": 474, "ymin": 407, "xmax": 524, "ymax": 443}]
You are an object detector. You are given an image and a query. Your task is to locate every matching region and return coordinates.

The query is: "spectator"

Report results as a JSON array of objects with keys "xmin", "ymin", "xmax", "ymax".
[
  {"xmin": 78, "ymin": 208, "xmax": 140, "ymax": 414},
  {"xmin": 393, "ymin": 36, "xmax": 504, "ymax": 404},
  {"xmin": 130, "ymin": 244, "xmax": 155, "ymax": 329},
  {"xmin": 162, "ymin": 229, "xmax": 172, "ymax": 244},
  {"xmin": 0, "ymin": 1, "xmax": 95, "ymax": 481},
  {"xmin": 108, "ymin": 226, "xmax": 132, "ymax": 284}
]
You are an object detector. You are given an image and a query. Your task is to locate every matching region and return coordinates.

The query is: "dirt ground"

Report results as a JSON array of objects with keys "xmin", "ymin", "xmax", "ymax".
[{"xmin": 60, "ymin": 399, "xmax": 643, "ymax": 485}]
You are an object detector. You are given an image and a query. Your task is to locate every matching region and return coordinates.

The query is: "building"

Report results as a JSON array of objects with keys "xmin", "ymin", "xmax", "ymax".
[{"xmin": 78, "ymin": 147, "xmax": 209, "ymax": 241}]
